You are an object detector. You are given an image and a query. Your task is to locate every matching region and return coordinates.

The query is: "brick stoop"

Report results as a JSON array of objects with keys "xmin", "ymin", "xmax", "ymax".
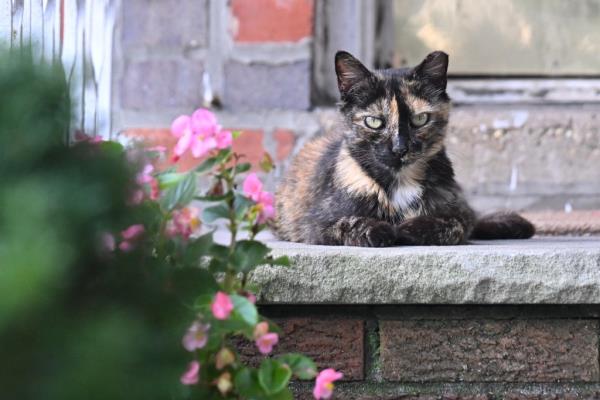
[{"xmin": 245, "ymin": 238, "xmax": 600, "ymax": 399}]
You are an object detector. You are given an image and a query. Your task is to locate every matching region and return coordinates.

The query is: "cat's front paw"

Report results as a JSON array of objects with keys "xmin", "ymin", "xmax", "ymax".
[
  {"xmin": 346, "ymin": 221, "xmax": 395, "ymax": 247},
  {"xmin": 333, "ymin": 217, "xmax": 397, "ymax": 247},
  {"xmin": 364, "ymin": 222, "xmax": 397, "ymax": 247}
]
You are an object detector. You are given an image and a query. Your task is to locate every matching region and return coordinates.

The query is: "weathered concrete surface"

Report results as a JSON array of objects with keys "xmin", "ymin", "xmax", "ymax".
[{"xmin": 250, "ymin": 237, "xmax": 600, "ymax": 304}]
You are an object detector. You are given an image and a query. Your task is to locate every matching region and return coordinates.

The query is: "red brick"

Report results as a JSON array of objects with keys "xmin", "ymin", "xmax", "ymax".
[
  {"xmin": 237, "ymin": 318, "xmax": 364, "ymax": 380},
  {"xmin": 232, "ymin": 129, "xmax": 265, "ymax": 169},
  {"xmin": 294, "ymin": 389, "xmax": 490, "ymax": 400},
  {"xmin": 380, "ymin": 320, "xmax": 599, "ymax": 383},
  {"xmin": 124, "ymin": 128, "xmax": 268, "ymax": 173},
  {"xmin": 122, "ymin": 128, "xmax": 200, "ymax": 172},
  {"xmin": 231, "ymin": 0, "xmax": 314, "ymax": 43},
  {"xmin": 274, "ymin": 129, "xmax": 296, "ymax": 161}
]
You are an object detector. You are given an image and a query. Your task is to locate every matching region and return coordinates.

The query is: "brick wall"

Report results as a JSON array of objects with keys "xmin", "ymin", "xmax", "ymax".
[
  {"xmin": 254, "ymin": 306, "xmax": 600, "ymax": 399},
  {"xmin": 113, "ymin": 1, "xmax": 600, "ymax": 210},
  {"xmin": 114, "ymin": 0, "xmax": 316, "ymax": 187}
]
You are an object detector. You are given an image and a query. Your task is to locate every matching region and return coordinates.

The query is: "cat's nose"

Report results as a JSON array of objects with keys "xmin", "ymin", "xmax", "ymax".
[{"xmin": 391, "ymin": 135, "xmax": 408, "ymax": 157}]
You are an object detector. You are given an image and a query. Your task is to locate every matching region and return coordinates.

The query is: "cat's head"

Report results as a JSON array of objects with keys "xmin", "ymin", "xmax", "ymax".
[{"xmin": 334, "ymin": 50, "xmax": 450, "ymax": 171}]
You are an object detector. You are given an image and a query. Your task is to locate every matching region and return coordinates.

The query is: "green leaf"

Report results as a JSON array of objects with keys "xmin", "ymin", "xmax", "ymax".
[
  {"xmin": 195, "ymin": 149, "xmax": 232, "ymax": 174},
  {"xmin": 157, "ymin": 172, "xmax": 186, "ymax": 190},
  {"xmin": 99, "ymin": 140, "xmax": 124, "ymax": 155},
  {"xmin": 234, "ymin": 193, "xmax": 253, "ymax": 220},
  {"xmin": 234, "ymin": 368, "xmax": 265, "ymax": 398},
  {"xmin": 194, "ymin": 193, "xmax": 231, "ymax": 202},
  {"xmin": 232, "ymin": 130, "xmax": 242, "ymax": 139},
  {"xmin": 160, "ymin": 172, "xmax": 197, "ymax": 211},
  {"xmin": 232, "ymin": 240, "xmax": 270, "ymax": 273},
  {"xmin": 258, "ymin": 359, "xmax": 292, "ymax": 395},
  {"xmin": 208, "ymin": 243, "xmax": 230, "ymax": 260},
  {"xmin": 231, "ymin": 294, "xmax": 258, "ymax": 327},
  {"xmin": 265, "ymin": 255, "xmax": 290, "ymax": 267},
  {"xmin": 193, "ymin": 293, "xmax": 215, "ymax": 310},
  {"xmin": 182, "ymin": 232, "xmax": 214, "ymax": 265},
  {"xmin": 234, "ymin": 162, "xmax": 251, "ymax": 174},
  {"xmin": 207, "ymin": 257, "xmax": 227, "ymax": 274},
  {"xmin": 202, "ymin": 204, "xmax": 229, "ymax": 223},
  {"xmin": 277, "ymin": 354, "xmax": 317, "ymax": 380},
  {"xmin": 268, "ymin": 388, "xmax": 294, "ymax": 400},
  {"xmin": 170, "ymin": 267, "xmax": 218, "ymax": 305},
  {"xmin": 259, "ymin": 152, "xmax": 275, "ymax": 173}
]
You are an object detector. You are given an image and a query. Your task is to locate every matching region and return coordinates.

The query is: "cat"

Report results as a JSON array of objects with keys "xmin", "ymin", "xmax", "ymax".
[{"xmin": 275, "ymin": 50, "xmax": 535, "ymax": 247}]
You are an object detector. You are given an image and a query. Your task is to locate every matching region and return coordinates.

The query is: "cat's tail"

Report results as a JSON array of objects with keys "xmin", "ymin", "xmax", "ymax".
[{"xmin": 470, "ymin": 211, "xmax": 535, "ymax": 240}]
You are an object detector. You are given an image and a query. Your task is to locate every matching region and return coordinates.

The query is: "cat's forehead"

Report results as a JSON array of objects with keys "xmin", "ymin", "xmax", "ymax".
[{"xmin": 361, "ymin": 74, "xmax": 435, "ymax": 116}]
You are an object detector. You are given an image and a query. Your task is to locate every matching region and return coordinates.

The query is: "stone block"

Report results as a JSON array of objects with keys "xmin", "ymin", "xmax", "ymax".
[
  {"xmin": 224, "ymin": 61, "xmax": 311, "ymax": 110},
  {"xmin": 121, "ymin": 59, "xmax": 204, "ymax": 111},
  {"xmin": 380, "ymin": 320, "xmax": 599, "ymax": 382},
  {"xmin": 122, "ymin": 0, "xmax": 208, "ymax": 50},
  {"xmin": 252, "ymin": 237, "xmax": 600, "ymax": 305}
]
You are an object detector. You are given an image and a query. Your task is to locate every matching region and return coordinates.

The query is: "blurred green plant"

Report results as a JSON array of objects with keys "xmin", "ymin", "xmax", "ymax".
[
  {"xmin": 0, "ymin": 50, "xmax": 204, "ymax": 400},
  {"xmin": 0, "ymin": 49, "xmax": 342, "ymax": 400}
]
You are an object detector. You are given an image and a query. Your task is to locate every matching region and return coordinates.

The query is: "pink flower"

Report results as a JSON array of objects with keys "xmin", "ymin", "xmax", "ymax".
[
  {"xmin": 173, "ymin": 129, "xmax": 194, "ymax": 161},
  {"xmin": 100, "ymin": 232, "xmax": 115, "ymax": 252},
  {"xmin": 134, "ymin": 164, "xmax": 160, "ymax": 201},
  {"xmin": 166, "ymin": 207, "xmax": 201, "ymax": 240},
  {"xmin": 121, "ymin": 224, "xmax": 145, "ymax": 240},
  {"xmin": 118, "ymin": 240, "xmax": 134, "ymax": 252},
  {"xmin": 253, "ymin": 322, "xmax": 279, "ymax": 354},
  {"xmin": 136, "ymin": 164, "xmax": 155, "ymax": 185},
  {"xmin": 171, "ymin": 109, "xmax": 224, "ymax": 161},
  {"xmin": 256, "ymin": 332, "xmax": 279, "ymax": 354},
  {"xmin": 191, "ymin": 108, "xmax": 218, "ymax": 135},
  {"xmin": 246, "ymin": 292, "xmax": 257, "ymax": 304},
  {"xmin": 257, "ymin": 191, "xmax": 275, "ymax": 224},
  {"xmin": 243, "ymin": 173, "xmax": 263, "ymax": 202},
  {"xmin": 215, "ymin": 129, "xmax": 233, "ymax": 149},
  {"xmin": 313, "ymin": 369, "xmax": 343, "ymax": 400},
  {"xmin": 119, "ymin": 224, "xmax": 145, "ymax": 252},
  {"xmin": 180, "ymin": 361, "xmax": 200, "ymax": 386},
  {"xmin": 253, "ymin": 321, "xmax": 269, "ymax": 339},
  {"xmin": 190, "ymin": 135, "xmax": 217, "ymax": 159},
  {"xmin": 171, "ymin": 115, "xmax": 192, "ymax": 139},
  {"xmin": 129, "ymin": 189, "xmax": 144, "ymax": 205},
  {"xmin": 182, "ymin": 321, "xmax": 211, "ymax": 352},
  {"xmin": 211, "ymin": 291, "xmax": 234, "ymax": 320}
]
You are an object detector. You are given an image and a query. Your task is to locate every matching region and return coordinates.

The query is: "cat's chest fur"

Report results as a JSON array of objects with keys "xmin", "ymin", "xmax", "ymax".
[
  {"xmin": 387, "ymin": 162, "xmax": 425, "ymax": 216},
  {"xmin": 390, "ymin": 182, "xmax": 423, "ymax": 211},
  {"xmin": 334, "ymin": 147, "xmax": 425, "ymax": 218}
]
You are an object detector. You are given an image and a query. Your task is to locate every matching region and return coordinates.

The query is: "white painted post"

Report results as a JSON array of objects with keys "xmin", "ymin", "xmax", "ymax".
[
  {"xmin": 0, "ymin": 0, "xmax": 12, "ymax": 45},
  {"xmin": 1, "ymin": 0, "xmax": 116, "ymax": 137}
]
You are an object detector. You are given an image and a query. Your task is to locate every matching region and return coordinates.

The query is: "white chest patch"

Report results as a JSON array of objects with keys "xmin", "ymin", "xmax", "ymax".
[{"xmin": 391, "ymin": 183, "xmax": 423, "ymax": 211}]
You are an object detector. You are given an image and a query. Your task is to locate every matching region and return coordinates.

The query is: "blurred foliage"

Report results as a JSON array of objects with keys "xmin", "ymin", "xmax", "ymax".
[{"xmin": 0, "ymin": 49, "xmax": 199, "ymax": 400}]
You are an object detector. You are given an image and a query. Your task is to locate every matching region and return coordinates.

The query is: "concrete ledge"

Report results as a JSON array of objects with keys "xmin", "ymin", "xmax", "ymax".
[{"xmin": 252, "ymin": 237, "xmax": 600, "ymax": 305}]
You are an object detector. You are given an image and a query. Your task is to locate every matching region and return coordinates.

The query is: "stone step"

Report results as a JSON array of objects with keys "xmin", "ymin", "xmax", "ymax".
[{"xmin": 251, "ymin": 236, "xmax": 600, "ymax": 305}]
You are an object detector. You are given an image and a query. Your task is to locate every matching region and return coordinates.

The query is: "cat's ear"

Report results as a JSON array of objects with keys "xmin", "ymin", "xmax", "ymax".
[
  {"xmin": 335, "ymin": 51, "xmax": 373, "ymax": 95},
  {"xmin": 414, "ymin": 51, "xmax": 449, "ymax": 90}
]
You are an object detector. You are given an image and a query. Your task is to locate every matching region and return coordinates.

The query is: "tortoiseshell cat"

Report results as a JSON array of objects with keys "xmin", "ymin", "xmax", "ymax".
[{"xmin": 275, "ymin": 51, "xmax": 535, "ymax": 247}]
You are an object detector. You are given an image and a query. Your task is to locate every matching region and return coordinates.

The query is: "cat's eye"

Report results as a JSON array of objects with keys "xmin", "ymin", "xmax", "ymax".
[
  {"xmin": 410, "ymin": 113, "xmax": 429, "ymax": 127},
  {"xmin": 364, "ymin": 116, "xmax": 384, "ymax": 129}
]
